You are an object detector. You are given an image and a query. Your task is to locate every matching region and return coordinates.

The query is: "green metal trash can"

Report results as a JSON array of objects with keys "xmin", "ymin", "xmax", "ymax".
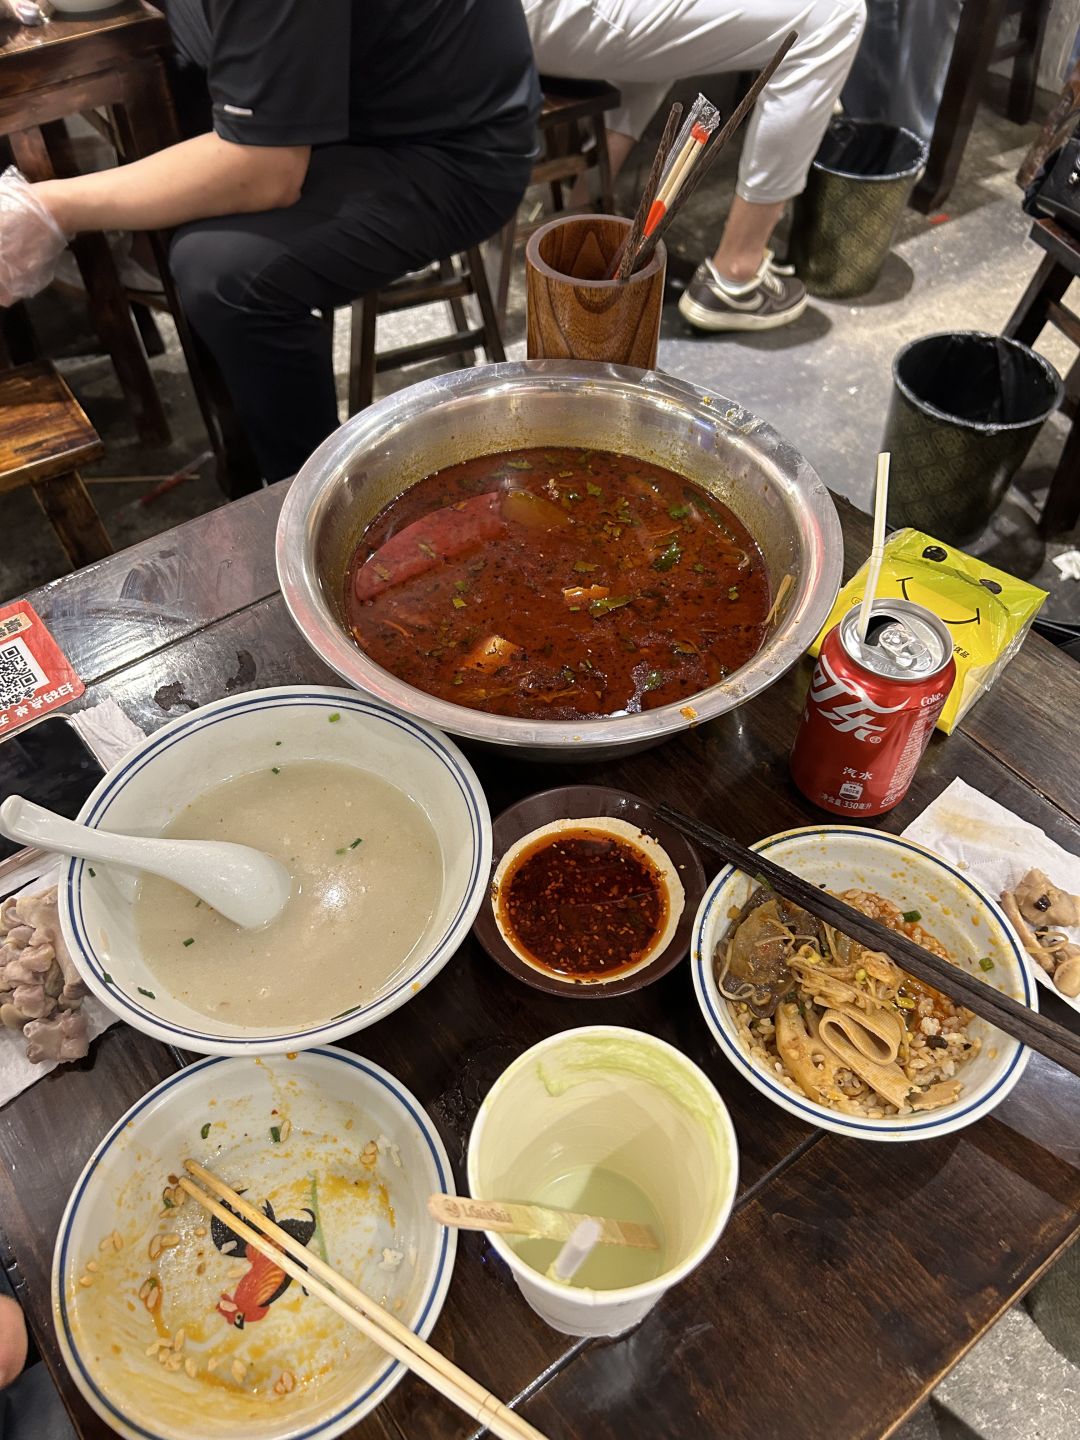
[
  {"xmin": 789, "ymin": 119, "xmax": 927, "ymax": 298},
  {"xmin": 885, "ymin": 331, "xmax": 1063, "ymax": 544}
]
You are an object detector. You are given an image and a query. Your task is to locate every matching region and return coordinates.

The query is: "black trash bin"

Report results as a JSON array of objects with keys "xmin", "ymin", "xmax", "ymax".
[
  {"xmin": 788, "ymin": 119, "xmax": 927, "ymax": 297},
  {"xmin": 884, "ymin": 331, "xmax": 1063, "ymax": 544}
]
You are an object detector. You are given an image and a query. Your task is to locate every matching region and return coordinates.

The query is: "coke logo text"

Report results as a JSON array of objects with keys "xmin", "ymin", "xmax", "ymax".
[{"xmin": 808, "ymin": 651, "xmax": 908, "ymax": 742}]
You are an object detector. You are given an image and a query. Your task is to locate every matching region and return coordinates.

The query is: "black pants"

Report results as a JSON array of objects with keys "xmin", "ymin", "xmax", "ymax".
[{"xmin": 168, "ymin": 142, "xmax": 529, "ymax": 482}]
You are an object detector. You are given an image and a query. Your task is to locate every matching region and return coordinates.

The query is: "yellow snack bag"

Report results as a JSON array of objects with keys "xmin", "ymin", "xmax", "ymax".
[{"xmin": 810, "ymin": 529, "xmax": 1047, "ymax": 733}]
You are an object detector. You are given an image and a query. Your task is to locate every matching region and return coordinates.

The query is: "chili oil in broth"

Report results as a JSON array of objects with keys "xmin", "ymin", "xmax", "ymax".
[
  {"xmin": 344, "ymin": 446, "xmax": 770, "ymax": 721},
  {"xmin": 498, "ymin": 826, "xmax": 667, "ymax": 982}
]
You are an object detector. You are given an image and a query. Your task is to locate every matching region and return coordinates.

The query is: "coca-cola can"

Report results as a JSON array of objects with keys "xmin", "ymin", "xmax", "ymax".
[{"xmin": 790, "ymin": 599, "xmax": 956, "ymax": 817}]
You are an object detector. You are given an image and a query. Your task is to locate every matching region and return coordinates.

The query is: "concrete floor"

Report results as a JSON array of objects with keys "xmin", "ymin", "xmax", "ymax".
[{"xmin": 1, "ymin": 81, "xmax": 1079, "ymax": 1440}]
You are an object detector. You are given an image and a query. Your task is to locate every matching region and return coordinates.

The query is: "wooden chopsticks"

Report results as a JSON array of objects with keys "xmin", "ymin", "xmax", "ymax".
[
  {"xmin": 630, "ymin": 30, "xmax": 798, "ymax": 274},
  {"xmin": 178, "ymin": 1161, "xmax": 549, "ymax": 1440},
  {"xmin": 655, "ymin": 805, "xmax": 1080, "ymax": 1080},
  {"xmin": 609, "ymin": 102, "xmax": 683, "ymax": 281}
]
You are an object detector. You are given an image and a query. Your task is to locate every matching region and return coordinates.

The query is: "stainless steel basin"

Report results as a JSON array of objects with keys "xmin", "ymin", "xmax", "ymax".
[{"xmin": 276, "ymin": 360, "xmax": 843, "ymax": 760}]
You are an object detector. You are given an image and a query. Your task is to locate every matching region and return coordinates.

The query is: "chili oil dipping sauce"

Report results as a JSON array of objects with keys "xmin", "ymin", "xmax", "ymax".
[{"xmin": 491, "ymin": 817, "xmax": 685, "ymax": 984}]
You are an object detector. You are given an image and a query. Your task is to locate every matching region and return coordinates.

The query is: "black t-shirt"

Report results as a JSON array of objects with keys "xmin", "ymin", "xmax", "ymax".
[{"xmin": 167, "ymin": 0, "xmax": 539, "ymax": 166}]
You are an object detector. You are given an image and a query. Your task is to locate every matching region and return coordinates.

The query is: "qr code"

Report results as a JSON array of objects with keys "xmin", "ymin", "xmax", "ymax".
[{"xmin": 0, "ymin": 637, "xmax": 47, "ymax": 708}]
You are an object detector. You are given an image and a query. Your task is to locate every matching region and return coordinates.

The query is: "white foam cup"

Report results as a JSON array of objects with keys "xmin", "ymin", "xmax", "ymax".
[{"xmin": 466, "ymin": 1025, "xmax": 738, "ymax": 1337}]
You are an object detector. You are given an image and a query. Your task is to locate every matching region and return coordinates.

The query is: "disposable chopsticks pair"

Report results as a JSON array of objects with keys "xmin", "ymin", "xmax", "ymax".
[
  {"xmin": 610, "ymin": 103, "xmax": 683, "ymax": 280},
  {"xmin": 655, "ymin": 804, "xmax": 1080, "ymax": 1080},
  {"xmin": 178, "ymin": 1161, "xmax": 549, "ymax": 1440}
]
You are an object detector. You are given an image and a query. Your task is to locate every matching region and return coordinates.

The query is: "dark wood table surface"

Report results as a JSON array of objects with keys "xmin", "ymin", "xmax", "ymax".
[{"xmin": 2, "ymin": 483, "xmax": 1079, "ymax": 1440}]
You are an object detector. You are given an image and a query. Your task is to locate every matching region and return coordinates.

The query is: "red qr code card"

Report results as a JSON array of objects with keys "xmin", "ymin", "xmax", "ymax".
[{"xmin": 0, "ymin": 600, "xmax": 84, "ymax": 735}]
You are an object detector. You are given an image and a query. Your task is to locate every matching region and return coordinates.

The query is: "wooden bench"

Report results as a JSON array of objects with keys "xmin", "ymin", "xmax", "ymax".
[
  {"xmin": 0, "ymin": 361, "xmax": 110, "ymax": 569},
  {"xmin": 347, "ymin": 249, "xmax": 505, "ymax": 415},
  {"xmin": 495, "ymin": 78, "xmax": 622, "ymax": 319}
]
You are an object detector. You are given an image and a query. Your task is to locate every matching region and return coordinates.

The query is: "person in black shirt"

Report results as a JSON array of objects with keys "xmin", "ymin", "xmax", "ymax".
[{"xmin": 14, "ymin": 1, "xmax": 540, "ymax": 482}]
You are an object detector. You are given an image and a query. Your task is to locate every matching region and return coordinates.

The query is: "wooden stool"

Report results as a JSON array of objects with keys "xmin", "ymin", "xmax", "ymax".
[
  {"xmin": 0, "ymin": 4, "xmax": 181, "ymax": 445},
  {"xmin": 1002, "ymin": 218, "xmax": 1080, "ymax": 535},
  {"xmin": 0, "ymin": 361, "xmax": 111, "ymax": 568},
  {"xmin": 348, "ymin": 247, "xmax": 505, "ymax": 415},
  {"xmin": 495, "ymin": 78, "xmax": 622, "ymax": 320},
  {"xmin": 911, "ymin": 0, "xmax": 1052, "ymax": 214}
]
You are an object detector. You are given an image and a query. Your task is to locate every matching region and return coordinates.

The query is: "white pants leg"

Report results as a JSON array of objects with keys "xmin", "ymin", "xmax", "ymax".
[{"xmin": 525, "ymin": 0, "xmax": 867, "ymax": 203}]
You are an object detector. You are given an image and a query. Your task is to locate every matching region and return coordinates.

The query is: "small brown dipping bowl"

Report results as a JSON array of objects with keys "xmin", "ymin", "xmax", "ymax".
[{"xmin": 474, "ymin": 785, "xmax": 706, "ymax": 998}]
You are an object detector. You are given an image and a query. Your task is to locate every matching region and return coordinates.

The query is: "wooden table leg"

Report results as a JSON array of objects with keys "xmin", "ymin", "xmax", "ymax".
[
  {"xmin": 467, "ymin": 246, "xmax": 506, "ymax": 363},
  {"xmin": 31, "ymin": 469, "xmax": 113, "ymax": 567},
  {"xmin": 1039, "ymin": 415, "xmax": 1080, "ymax": 535},
  {"xmin": 440, "ymin": 257, "xmax": 474, "ymax": 368},
  {"xmin": 1008, "ymin": 0, "xmax": 1052, "ymax": 126},
  {"xmin": 591, "ymin": 113, "xmax": 615, "ymax": 214},
  {"xmin": 911, "ymin": 0, "xmax": 1008, "ymax": 214},
  {"xmin": 10, "ymin": 124, "xmax": 170, "ymax": 447},
  {"xmin": 348, "ymin": 295, "xmax": 378, "ymax": 414},
  {"xmin": 1002, "ymin": 253, "xmax": 1072, "ymax": 345},
  {"xmin": 495, "ymin": 216, "xmax": 518, "ymax": 322}
]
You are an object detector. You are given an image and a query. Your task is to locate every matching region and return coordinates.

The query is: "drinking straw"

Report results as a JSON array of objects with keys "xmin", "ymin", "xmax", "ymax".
[
  {"xmin": 858, "ymin": 452, "xmax": 891, "ymax": 646},
  {"xmin": 549, "ymin": 1218, "xmax": 603, "ymax": 1284}
]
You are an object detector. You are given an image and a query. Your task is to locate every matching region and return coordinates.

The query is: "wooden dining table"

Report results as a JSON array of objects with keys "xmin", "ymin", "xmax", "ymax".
[{"xmin": 1, "ymin": 481, "xmax": 1078, "ymax": 1440}]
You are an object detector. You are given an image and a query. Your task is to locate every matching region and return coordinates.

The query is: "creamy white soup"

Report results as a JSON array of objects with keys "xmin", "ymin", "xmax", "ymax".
[{"xmin": 134, "ymin": 761, "xmax": 442, "ymax": 1028}]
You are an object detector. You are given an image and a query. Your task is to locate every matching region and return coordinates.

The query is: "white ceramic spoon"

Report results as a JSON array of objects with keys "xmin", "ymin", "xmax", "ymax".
[{"xmin": 0, "ymin": 796, "xmax": 291, "ymax": 929}]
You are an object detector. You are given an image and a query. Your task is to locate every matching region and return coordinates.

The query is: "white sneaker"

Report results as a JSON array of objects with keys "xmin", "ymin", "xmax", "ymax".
[{"xmin": 678, "ymin": 250, "xmax": 808, "ymax": 332}]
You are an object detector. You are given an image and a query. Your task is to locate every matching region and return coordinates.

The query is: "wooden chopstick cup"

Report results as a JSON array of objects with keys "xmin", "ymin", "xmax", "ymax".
[
  {"xmin": 654, "ymin": 804, "xmax": 1080, "ymax": 1080},
  {"xmin": 179, "ymin": 1162, "xmax": 548, "ymax": 1440}
]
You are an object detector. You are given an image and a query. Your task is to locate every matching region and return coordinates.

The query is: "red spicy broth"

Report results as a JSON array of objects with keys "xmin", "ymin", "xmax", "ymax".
[{"xmin": 344, "ymin": 446, "xmax": 770, "ymax": 721}]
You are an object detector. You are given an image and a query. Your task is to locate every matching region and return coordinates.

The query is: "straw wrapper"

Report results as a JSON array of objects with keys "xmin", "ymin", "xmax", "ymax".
[{"xmin": 903, "ymin": 777, "xmax": 1080, "ymax": 1016}]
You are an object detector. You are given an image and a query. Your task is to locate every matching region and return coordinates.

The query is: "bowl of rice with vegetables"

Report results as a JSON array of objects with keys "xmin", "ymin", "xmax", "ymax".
[{"xmin": 691, "ymin": 826, "xmax": 1036, "ymax": 1141}]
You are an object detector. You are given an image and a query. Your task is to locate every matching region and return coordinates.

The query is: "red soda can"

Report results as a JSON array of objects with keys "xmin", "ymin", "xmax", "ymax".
[{"xmin": 790, "ymin": 599, "xmax": 956, "ymax": 817}]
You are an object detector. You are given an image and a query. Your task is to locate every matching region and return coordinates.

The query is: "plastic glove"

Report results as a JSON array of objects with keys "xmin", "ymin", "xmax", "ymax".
[{"xmin": 0, "ymin": 166, "xmax": 68, "ymax": 307}]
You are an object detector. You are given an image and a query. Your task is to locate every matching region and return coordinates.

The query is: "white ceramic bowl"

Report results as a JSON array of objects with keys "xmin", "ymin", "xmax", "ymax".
[
  {"xmin": 59, "ymin": 686, "xmax": 491, "ymax": 1054},
  {"xmin": 52, "ymin": 1047, "xmax": 455, "ymax": 1440},
  {"xmin": 49, "ymin": 1, "xmax": 117, "ymax": 12},
  {"xmin": 691, "ymin": 826, "xmax": 1036, "ymax": 1142}
]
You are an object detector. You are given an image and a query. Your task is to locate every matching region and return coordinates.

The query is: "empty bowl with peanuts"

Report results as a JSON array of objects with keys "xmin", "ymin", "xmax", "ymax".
[{"xmin": 52, "ymin": 1047, "xmax": 455, "ymax": 1440}]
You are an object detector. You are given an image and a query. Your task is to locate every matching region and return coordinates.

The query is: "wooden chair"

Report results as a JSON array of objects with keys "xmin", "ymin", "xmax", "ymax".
[
  {"xmin": 0, "ymin": 5, "xmax": 180, "ymax": 445},
  {"xmin": 1002, "ymin": 217, "xmax": 1080, "ymax": 535},
  {"xmin": 0, "ymin": 361, "xmax": 111, "ymax": 568},
  {"xmin": 495, "ymin": 78, "xmax": 622, "ymax": 320},
  {"xmin": 347, "ymin": 248, "xmax": 506, "ymax": 415},
  {"xmin": 911, "ymin": 0, "xmax": 1053, "ymax": 214}
]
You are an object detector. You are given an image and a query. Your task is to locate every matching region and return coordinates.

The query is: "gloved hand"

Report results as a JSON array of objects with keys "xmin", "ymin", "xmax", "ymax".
[{"xmin": 0, "ymin": 166, "xmax": 68, "ymax": 307}]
